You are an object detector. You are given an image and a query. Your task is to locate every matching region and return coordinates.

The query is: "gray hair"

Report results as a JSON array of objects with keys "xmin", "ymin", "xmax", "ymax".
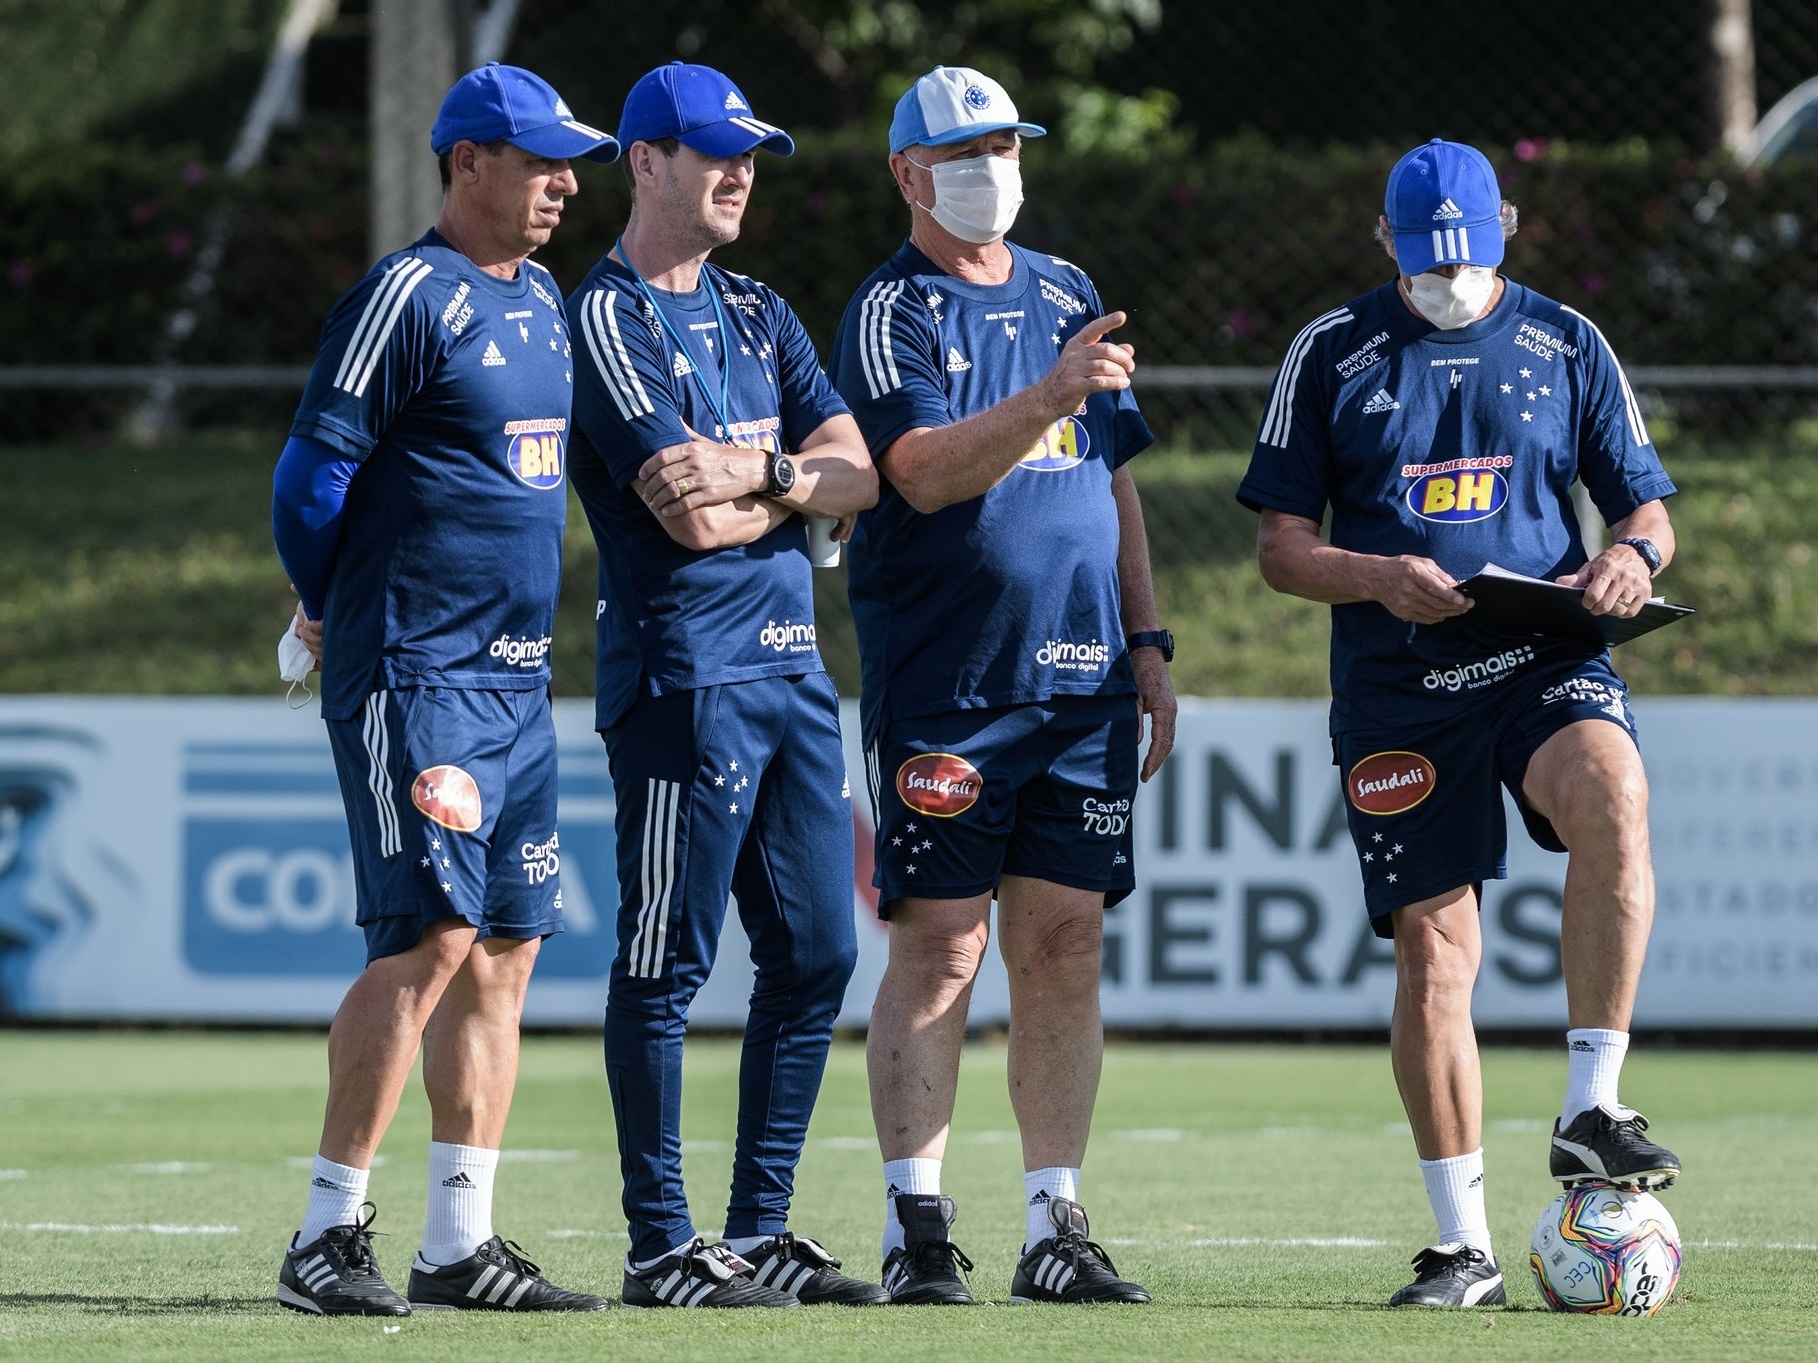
[{"xmin": 1374, "ymin": 200, "xmax": 1519, "ymax": 256}]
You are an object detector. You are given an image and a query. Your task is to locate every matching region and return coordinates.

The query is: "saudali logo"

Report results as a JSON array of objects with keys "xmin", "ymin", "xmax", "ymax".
[
  {"xmin": 896, "ymin": 753, "xmax": 983, "ymax": 818},
  {"xmin": 412, "ymin": 765, "xmax": 484, "ymax": 832},
  {"xmin": 1407, "ymin": 467, "xmax": 1508, "ymax": 523},
  {"xmin": 503, "ymin": 419, "xmax": 566, "ymax": 489},
  {"xmin": 1347, "ymin": 751, "xmax": 1437, "ymax": 816},
  {"xmin": 1019, "ymin": 414, "xmax": 1088, "ymax": 471}
]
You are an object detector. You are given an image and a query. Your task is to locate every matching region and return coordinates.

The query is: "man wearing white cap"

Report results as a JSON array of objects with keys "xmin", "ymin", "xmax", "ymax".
[
  {"xmin": 830, "ymin": 66, "xmax": 1173, "ymax": 1306},
  {"xmin": 271, "ymin": 62, "xmax": 617, "ymax": 1315},
  {"xmin": 1238, "ymin": 138, "xmax": 1682, "ymax": 1307}
]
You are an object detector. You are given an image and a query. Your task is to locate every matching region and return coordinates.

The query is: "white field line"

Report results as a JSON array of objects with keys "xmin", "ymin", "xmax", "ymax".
[
  {"xmin": 499, "ymin": 1149, "xmax": 580, "ymax": 1162},
  {"xmin": 1107, "ymin": 1236, "xmax": 1390, "ymax": 1249},
  {"xmin": 1, "ymin": 1221, "xmax": 240, "ymax": 1235},
  {"xmin": 287, "ymin": 1155, "xmax": 389, "ymax": 1168},
  {"xmin": 127, "ymin": 1161, "xmax": 210, "ymax": 1174},
  {"xmin": 545, "ymin": 1228, "xmax": 629, "ymax": 1239},
  {"xmin": 0, "ymin": 1170, "xmax": 26, "ymax": 1180}
]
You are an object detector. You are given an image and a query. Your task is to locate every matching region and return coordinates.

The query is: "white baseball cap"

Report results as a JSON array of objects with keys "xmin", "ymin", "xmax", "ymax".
[{"xmin": 888, "ymin": 66, "xmax": 1046, "ymax": 153}]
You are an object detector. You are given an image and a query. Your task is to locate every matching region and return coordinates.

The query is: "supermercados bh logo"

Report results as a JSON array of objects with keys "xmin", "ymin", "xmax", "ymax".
[
  {"xmin": 181, "ymin": 741, "xmax": 618, "ymax": 979},
  {"xmin": 896, "ymin": 753, "xmax": 983, "ymax": 818},
  {"xmin": 1403, "ymin": 455, "xmax": 1511, "ymax": 523},
  {"xmin": 1347, "ymin": 750, "xmax": 1437, "ymax": 816},
  {"xmin": 504, "ymin": 417, "xmax": 566, "ymax": 489},
  {"xmin": 1019, "ymin": 413, "xmax": 1088, "ymax": 471}
]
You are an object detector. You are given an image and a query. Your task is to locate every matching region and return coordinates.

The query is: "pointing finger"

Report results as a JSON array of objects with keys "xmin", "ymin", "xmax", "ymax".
[{"xmin": 1071, "ymin": 311, "xmax": 1127, "ymax": 348}]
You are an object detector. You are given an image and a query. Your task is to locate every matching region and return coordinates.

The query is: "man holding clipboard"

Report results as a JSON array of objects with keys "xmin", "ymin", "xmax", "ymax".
[{"xmin": 1238, "ymin": 139, "xmax": 1682, "ymax": 1310}]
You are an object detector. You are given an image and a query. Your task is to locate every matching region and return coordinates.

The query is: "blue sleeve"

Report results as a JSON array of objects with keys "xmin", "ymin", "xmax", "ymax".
[
  {"xmin": 1238, "ymin": 328, "xmax": 1335, "ymax": 522},
  {"xmin": 272, "ymin": 435, "xmax": 359, "ymax": 620},
  {"xmin": 830, "ymin": 277, "xmax": 949, "ymax": 457},
  {"xmin": 1567, "ymin": 308, "xmax": 1677, "ymax": 524},
  {"xmin": 769, "ymin": 294, "xmax": 851, "ymax": 451},
  {"xmin": 289, "ymin": 256, "xmax": 443, "ymax": 459},
  {"xmin": 568, "ymin": 282, "xmax": 689, "ymax": 487}
]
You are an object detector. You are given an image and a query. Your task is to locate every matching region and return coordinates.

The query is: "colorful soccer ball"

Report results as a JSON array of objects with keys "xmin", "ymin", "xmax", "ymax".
[{"xmin": 1529, "ymin": 1184, "xmax": 1682, "ymax": 1316}]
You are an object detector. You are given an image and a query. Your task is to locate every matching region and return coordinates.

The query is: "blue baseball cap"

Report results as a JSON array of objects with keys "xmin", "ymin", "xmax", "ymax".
[
  {"xmin": 618, "ymin": 62, "xmax": 794, "ymax": 157},
  {"xmin": 889, "ymin": 67, "xmax": 1045, "ymax": 154},
  {"xmin": 430, "ymin": 63, "xmax": 619, "ymax": 164},
  {"xmin": 1385, "ymin": 138, "xmax": 1504, "ymax": 274}
]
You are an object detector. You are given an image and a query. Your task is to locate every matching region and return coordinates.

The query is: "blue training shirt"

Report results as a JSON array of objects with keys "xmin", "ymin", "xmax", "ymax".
[
  {"xmin": 1237, "ymin": 278, "xmax": 1676, "ymax": 731},
  {"xmin": 288, "ymin": 228, "xmax": 574, "ymax": 722},
  {"xmin": 830, "ymin": 240, "xmax": 1154, "ymax": 747},
  {"xmin": 566, "ymin": 256, "xmax": 851, "ymax": 729}
]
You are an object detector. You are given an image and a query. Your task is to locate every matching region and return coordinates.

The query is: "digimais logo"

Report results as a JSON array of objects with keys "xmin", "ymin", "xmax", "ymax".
[
  {"xmin": 1347, "ymin": 750, "xmax": 1437, "ymax": 816},
  {"xmin": 1036, "ymin": 638, "xmax": 1110, "ymax": 671},
  {"xmin": 1423, "ymin": 644, "xmax": 1536, "ymax": 693},
  {"xmin": 759, "ymin": 619, "xmax": 817, "ymax": 654},
  {"xmin": 489, "ymin": 634, "xmax": 552, "ymax": 668}
]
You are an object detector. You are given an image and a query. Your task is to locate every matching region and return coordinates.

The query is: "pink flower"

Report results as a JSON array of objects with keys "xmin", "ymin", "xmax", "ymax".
[
  {"xmin": 1514, "ymin": 138, "xmax": 1549, "ymax": 163},
  {"xmin": 167, "ymin": 231, "xmax": 193, "ymax": 259},
  {"xmin": 181, "ymin": 161, "xmax": 207, "ymax": 185}
]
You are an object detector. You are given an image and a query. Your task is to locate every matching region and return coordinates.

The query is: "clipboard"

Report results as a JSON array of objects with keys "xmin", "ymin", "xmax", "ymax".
[{"xmin": 1458, "ymin": 563, "xmax": 1694, "ymax": 647}]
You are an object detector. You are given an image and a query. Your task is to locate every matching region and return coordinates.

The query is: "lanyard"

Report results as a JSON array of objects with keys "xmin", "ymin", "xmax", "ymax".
[{"xmin": 615, "ymin": 235, "xmax": 736, "ymax": 439}]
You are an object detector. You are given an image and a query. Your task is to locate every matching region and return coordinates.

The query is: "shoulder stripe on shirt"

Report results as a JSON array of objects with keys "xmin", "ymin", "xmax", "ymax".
[
  {"xmin": 1259, "ymin": 306, "xmax": 1353, "ymax": 448},
  {"xmin": 860, "ymin": 280, "xmax": 907, "ymax": 400},
  {"xmin": 628, "ymin": 778, "xmax": 681, "ymax": 979},
  {"xmin": 580, "ymin": 289, "xmax": 655, "ymax": 421},
  {"xmin": 333, "ymin": 258, "xmax": 434, "ymax": 399},
  {"xmin": 1561, "ymin": 305, "xmax": 1651, "ymax": 447}
]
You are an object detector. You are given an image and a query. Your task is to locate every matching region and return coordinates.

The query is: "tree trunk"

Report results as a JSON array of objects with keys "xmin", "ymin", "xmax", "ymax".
[{"xmin": 1709, "ymin": 0, "xmax": 1757, "ymax": 154}]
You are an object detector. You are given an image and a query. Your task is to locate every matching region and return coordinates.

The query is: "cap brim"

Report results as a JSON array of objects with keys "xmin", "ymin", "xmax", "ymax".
[
  {"xmin": 1393, "ymin": 218, "xmax": 1504, "ymax": 275},
  {"xmin": 509, "ymin": 120, "xmax": 622, "ymax": 164},
  {"xmin": 914, "ymin": 120, "xmax": 1046, "ymax": 149},
  {"xmin": 676, "ymin": 118, "xmax": 795, "ymax": 158}
]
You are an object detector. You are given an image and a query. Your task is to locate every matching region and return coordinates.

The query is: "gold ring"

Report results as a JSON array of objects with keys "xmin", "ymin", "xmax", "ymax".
[{"xmin": 676, "ymin": 479, "xmax": 692, "ymax": 496}]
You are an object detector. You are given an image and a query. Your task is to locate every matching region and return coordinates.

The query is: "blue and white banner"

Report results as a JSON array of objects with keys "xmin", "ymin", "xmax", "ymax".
[{"xmin": 0, "ymin": 696, "xmax": 1813, "ymax": 1026}]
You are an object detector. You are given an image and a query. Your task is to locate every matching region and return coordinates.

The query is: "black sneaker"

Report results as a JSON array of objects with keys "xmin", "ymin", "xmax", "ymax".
[
  {"xmin": 1009, "ymin": 1197, "xmax": 1150, "ymax": 1305},
  {"xmin": 277, "ymin": 1203, "xmax": 410, "ymax": 1316},
  {"xmin": 741, "ymin": 1232, "xmax": 889, "ymax": 1305},
  {"xmin": 1551, "ymin": 1104, "xmax": 1681, "ymax": 1190},
  {"xmin": 621, "ymin": 1239, "xmax": 797, "ymax": 1308},
  {"xmin": 881, "ymin": 1194, "xmax": 974, "ymax": 1306},
  {"xmin": 407, "ymin": 1235, "xmax": 606, "ymax": 1311},
  {"xmin": 1388, "ymin": 1243, "xmax": 1507, "ymax": 1308}
]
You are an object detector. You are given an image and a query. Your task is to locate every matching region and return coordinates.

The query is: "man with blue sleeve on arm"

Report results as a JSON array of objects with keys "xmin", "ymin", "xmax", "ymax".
[
  {"xmin": 829, "ymin": 66, "xmax": 1174, "ymax": 1307},
  {"xmin": 270, "ymin": 63, "xmax": 616, "ymax": 1317},
  {"xmin": 1239, "ymin": 139, "xmax": 1681, "ymax": 1309},
  {"xmin": 565, "ymin": 62, "xmax": 882, "ymax": 1309}
]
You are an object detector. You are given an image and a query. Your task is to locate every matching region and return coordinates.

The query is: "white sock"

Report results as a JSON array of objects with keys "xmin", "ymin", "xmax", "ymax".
[
  {"xmin": 1023, "ymin": 1166, "xmax": 1081, "ymax": 1249},
  {"xmin": 298, "ymin": 1154, "xmax": 369, "ymax": 1246},
  {"xmin": 881, "ymin": 1157, "xmax": 941, "ymax": 1256},
  {"xmin": 418, "ymin": 1141, "xmax": 498, "ymax": 1267},
  {"xmin": 722, "ymin": 1234, "xmax": 771, "ymax": 1256},
  {"xmin": 1562, "ymin": 1028, "xmax": 1629, "ymax": 1125},
  {"xmin": 1418, "ymin": 1149, "xmax": 1492, "ymax": 1257}
]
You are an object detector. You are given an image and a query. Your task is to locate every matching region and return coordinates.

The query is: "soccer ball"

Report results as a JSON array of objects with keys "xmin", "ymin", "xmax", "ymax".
[{"xmin": 1529, "ymin": 1184, "xmax": 1682, "ymax": 1316}]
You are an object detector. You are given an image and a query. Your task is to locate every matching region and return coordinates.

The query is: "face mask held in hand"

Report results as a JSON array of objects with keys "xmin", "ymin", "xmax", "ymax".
[
  {"xmin": 908, "ymin": 151, "xmax": 1024, "ymax": 244},
  {"xmin": 1405, "ymin": 265, "xmax": 1497, "ymax": 329}
]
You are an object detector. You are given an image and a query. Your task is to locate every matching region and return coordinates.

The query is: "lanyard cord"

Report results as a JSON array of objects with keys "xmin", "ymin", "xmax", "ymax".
[{"xmin": 614, "ymin": 235, "xmax": 736, "ymax": 438}]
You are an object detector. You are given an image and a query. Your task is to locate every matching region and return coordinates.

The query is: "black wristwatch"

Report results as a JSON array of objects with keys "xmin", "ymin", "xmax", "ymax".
[
  {"xmin": 1615, "ymin": 537, "xmax": 1662, "ymax": 576},
  {"xmin": 763, "ymin": 451, "xmax": 797, "ymax": 497},
  {"xmin": 1126, "ymin": 629, "xmax": 1175, "ymax": 662}
]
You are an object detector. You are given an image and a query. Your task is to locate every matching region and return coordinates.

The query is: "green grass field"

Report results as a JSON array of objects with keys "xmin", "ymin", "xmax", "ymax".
[{"xmin": 1, "ymin": 1034, "xmax": 1815, "ymax": 1361}]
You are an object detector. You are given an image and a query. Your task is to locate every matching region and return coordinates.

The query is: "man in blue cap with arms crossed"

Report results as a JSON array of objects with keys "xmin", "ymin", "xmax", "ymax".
[
  {"xmin": 1239, "ymin": 139, "xmax": 1682, "ymax": 1308},
  {"xmin": 272, "ymin": 62, "xmax": 616, "ymax": 1315},
  {"xmin": 566, "ymin": 62, "xmax": 882, "ymax": 1308}
]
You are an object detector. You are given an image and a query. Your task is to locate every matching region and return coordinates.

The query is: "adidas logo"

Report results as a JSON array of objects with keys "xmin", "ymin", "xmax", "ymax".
[
  {"xmin": 1569, "ymin": 1039, "xmax": 1595, "ymax": 1052},
  {"xmin": 481, "ymin": 339, "xmax": 506, "ymax": 367},
  {"xmin": 1432, "ymin": 197, "xmax": 1464, "ymax": 221},
  {"xmin": 555, "ymin": 99, "xmax": 573, "ymax": 118},
  {"xmin": 946, "ymin": 346, "xmax": 972, "ymax": 372},
  {"xmin": 724, "ymin": 90, "xmax": 747, "ymax": 111},
  {"xmin": 1361, "ymin": 389, "xmax": 1400, "ymax": 414},
  {"xmin": 1468, "ymin": 1174, "xmax": 1483, "ymax": 1188},
  {"xmin": 1029, "ymin": 1190, "xmax": 1051, "ymax": 1205},
  {"xmin": 672, "ymin": 351, "xmax": 694, "ymax": 378},
  {"xmin": 310, "ymin": 1176, "xmax": 340, "ymax": 1190},
  {"xmin": 885, "ymin": 1183, "xmax": 902, "ymax": 1196},
  {"xmin": 441, "ymin": 1171, "xmax": 475, "ymax": 1189}
]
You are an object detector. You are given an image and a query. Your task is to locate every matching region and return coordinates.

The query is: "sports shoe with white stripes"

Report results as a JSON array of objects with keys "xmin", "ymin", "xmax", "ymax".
[
  {"xmin": 740, "ymin": 1232, "xmax": 889, "ymax": 1305},
  {"xmin": 277, "ymin": 1203, "xmax": 410, "ymax": 1316},
  {"xmin": 1550, "ymin": 1104, "xmax": 1681, "ymax": 1191},
  {"xmin": 1009, "ymin": 1197, "xmax": 1150, "ymax": 1305},
  {"xmin": 406, "ymin": 1235, "xmax": 607, "ymax": 1311},
  {"xmin": 621, "ymin": 1239, "xmax": 797, "ymax": 1308},
  {"xmin": 881, "ymin": 1193, "xmax": 974, "ymax": 1306},
  {"xmin": 1387, "ymin": 1243, "xmax": 1506, "ymax": 1308}
]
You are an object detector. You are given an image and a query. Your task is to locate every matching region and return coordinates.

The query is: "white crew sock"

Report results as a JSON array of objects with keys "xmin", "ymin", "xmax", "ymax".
[
  {"xmin": 418, "ymin": 1141, "xmax": 498, "ymax": 1267},
  {"xmin": 1562, "ymin": 1028, "xmax": 1630, "ymax": 1126},
  {"xmin": 297, "ymin": 1154, "xmax": 369, "ymax": 1246},
  {"xmin": 722, "ymin": 1234, "xmax": 771, "ymax": 1256},
  {"xmin": 881, "ymin": 1157, "xmax": 941, "ymax": 1256},
  {"xmin": 1418, "ymin": 1149, "xmax": 1492, "ymax": 1257},
  {"xmin": 1023, "ymin": 1166, "xmax": 1081, "ymax": 1249}
]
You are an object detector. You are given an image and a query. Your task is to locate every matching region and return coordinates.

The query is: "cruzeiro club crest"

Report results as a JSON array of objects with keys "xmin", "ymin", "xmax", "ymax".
[{"xmin": 1019, "ymin": 415, "xmax": 1088, "ymax": 472}]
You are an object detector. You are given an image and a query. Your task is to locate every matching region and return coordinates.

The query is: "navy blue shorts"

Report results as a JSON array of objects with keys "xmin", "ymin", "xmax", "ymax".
[
  {"xmin": 325, "ymin": 687, "xmax": 564, "ymax": 962},
  {"xmin": 863, "ymin": 694, "xmax": 1139, "ymax": 914},
  {"xmin": 1335, "ymin": 653, "xmax": 1639, "ymax": 937}
]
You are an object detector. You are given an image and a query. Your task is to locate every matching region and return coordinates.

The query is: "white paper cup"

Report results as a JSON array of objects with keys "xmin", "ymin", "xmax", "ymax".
[{"xmin": 806, "ymin": 515, "xmax": 841, "ymax": 568}]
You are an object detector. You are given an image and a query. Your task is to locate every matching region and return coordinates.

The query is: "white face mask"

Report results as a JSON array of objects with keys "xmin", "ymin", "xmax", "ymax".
[
  {"xmin": 1405, "ymin": 266, "xmax": 1497, "ymax": 329},
  {"xmin": 907, "ymin": 151, "xmax": 1023, "ymax": 244}
]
